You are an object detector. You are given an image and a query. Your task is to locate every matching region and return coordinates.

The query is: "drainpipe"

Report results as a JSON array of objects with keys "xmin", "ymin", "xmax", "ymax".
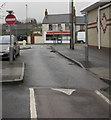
[{"xmin": 98, "ymin": 6, "xmax": 101, "ymax": 49}]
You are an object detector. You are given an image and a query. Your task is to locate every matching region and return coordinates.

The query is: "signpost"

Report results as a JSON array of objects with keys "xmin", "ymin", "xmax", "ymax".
[
  {"xmin": 5, "ymin": 12, "xmax": 16, "ymax": 62},
  {"xmin": 5, "ymin": 14, "xmax": 16, "ymax": 25},
  {"xmin": 84, "ymin": 13, "xmax": 89, "ymax": 66}
]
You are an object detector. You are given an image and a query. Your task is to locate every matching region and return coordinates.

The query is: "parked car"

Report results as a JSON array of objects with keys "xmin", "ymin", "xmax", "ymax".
[{"xmin": 0, "ymin": 35, "xmax": 20, "ymax": 60}]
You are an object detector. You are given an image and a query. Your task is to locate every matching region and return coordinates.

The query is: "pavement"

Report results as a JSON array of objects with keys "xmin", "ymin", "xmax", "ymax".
[
  {"xmin": 1, "ymin": 61, "xmax": 25, "ymax": 83},
  {"xmin": 51, "ymin": 44, "xmax": 110, "ymax": 82},
  {"xmin": 20, "ymin": 45, "xmax": 32, "ymax": 50}
]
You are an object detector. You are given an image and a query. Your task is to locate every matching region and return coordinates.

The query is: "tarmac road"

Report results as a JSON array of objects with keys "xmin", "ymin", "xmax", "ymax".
[{"xmin": 2, "ymin": 45, "xmax": 110, "ymax": 119}]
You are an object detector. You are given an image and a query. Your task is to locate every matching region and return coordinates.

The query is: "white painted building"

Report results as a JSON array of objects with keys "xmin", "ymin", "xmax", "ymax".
[{"xmin": 42, "ymin": 9, "xmax": 85, "ymax": 44}]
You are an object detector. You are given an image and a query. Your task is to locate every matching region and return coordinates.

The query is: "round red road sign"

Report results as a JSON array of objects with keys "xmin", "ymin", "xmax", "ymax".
[{"xmin": 5, "ymin": 14, "xmax": 16, "ymax": 25}]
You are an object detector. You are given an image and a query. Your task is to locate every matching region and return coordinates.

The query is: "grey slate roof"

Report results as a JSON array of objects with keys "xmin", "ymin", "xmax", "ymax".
[
  {"xmin": 42, "ymin": 14, "xmax": 85, "ymax": 25},
  {"xmin": 1, "ymin": 24, "xmax": 33, "ymax": 30}
]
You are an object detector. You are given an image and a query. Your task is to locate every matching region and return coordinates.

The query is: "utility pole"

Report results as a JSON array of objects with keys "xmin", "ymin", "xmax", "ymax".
[
  {"xmin": 70, "ymin": 0, "xmax": 76, "ymax": 50},
  {"xmin": 70, "ymin": 0, "xmax": 73, "ymax": 49}
]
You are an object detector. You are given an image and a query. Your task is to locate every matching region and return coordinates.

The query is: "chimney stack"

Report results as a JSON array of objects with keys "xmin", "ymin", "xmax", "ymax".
[{"xmin": 45, "ymin": 9, "xmax": 48, "ymax": 16}]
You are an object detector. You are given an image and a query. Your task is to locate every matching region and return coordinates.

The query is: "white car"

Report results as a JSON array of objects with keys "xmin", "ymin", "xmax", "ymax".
[{"xmin": 0, "ymin": 35, "xmax": 20, "ymax": 60}]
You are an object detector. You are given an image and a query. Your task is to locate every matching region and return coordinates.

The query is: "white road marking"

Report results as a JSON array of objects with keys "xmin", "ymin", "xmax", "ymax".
[
  {"xmin": 29, "ymin": 88, "xmax": 37, "ymax": 119},
  {"xmin": 95, "ymin": 90, "xmax": 111, "ymax": 104},
  {"xmin": 51, "ymin": 88, "xmax": 76, "ymax": 95}
]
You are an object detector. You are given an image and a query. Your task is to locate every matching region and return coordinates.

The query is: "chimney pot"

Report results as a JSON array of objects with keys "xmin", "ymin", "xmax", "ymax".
[{"xmin": 45, "ymin": 9, "xmax": 48, "ymax": 16}]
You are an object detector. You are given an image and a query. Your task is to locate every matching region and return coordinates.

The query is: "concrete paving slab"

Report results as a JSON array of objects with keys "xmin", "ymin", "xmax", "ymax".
[
  {"xmin": 51, "ymin": 45, "xmax": 111, "ymax": 82},
  {"xmin": 0, "ymin": 61, "xmax": 25, "ymax": 83},
  {"xmin": 89, "ymin": 67, "xmax": 109, "ymax": 79}
]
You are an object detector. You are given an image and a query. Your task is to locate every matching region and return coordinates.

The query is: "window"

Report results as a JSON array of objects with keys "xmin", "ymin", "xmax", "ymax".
[
  {"xmin": 49, "ymin": 24, "xmax": 53, "ymax": 31},
  {"xmin": 65, "ymin": 23, "xmax": 70, "ymax": 30},
  {"xmin": 49, "ymin": 24, "xmax": 57, "ymax": 31},
  {"xmin": 58, "ymin": 24, "xmax": 62, "ymax": 31},
  {"xmin": 53, "ymin": 24, "xmax": 57, "ymax": 31},
  {"xmin": 80, "ymin": 25, "xmax": 84, "ymax": 30},
  {"xmin": 46, "ymin": 35, "xmax": 56, "ymax": 41}
]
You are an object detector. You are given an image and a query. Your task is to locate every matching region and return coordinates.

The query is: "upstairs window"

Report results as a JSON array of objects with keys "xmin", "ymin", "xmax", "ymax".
[
  {"xmin": 58, "ymin": 24, "xmax": 62, "ymax": 31},
  {"xmin": 80, "ymin": 25, "xmax": 84, "ymax": 30},
  {"xmin": 49, "ymin": 24, "xmax": 53, "ymax": 31},
  {"xmin": 53, "ymin": 24, "xmax": 57, "ymax": 31},
  {"xmin": 65, "ymin": 23, "xmax": 70, "ymax": 30}
]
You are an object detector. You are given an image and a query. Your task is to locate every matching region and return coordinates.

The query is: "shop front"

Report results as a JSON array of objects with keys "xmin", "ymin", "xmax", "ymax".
[{"xmin": 45, "ymin": 31, "xmax": 71, "ymax": 44}]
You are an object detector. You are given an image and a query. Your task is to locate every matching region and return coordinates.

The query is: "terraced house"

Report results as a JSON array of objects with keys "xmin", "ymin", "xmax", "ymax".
[
  {"xmin": 81, "ymin": 1, "xmax": 111, "ymax": 49},
  {"xmin": 42, "ymin": 9, "xmax": 85, "ymax": 43}
]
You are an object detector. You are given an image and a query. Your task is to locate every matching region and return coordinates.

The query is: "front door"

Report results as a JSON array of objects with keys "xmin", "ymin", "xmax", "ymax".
[{"xmin": 31, "ymin": 36, "xmax": 34, "ymax": 44}]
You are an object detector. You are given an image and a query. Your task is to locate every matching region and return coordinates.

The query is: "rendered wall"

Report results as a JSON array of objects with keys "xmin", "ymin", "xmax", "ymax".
[
  {"xmin": 88, "ymin": 8, "xmax": 98, "ymax": 47},
  {"xmin": 34, "ymin": 36, "xmax": 44, "ymax": 44},
  {"xmin": 100, "ymin": 6, "xmax": 111, "ymax": 48},
  {"xmin": 87, "ymin": 5, "xmax": 111, "ymax": 48}
]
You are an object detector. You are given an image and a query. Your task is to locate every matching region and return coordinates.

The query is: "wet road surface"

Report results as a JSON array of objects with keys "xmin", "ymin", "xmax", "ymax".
[{"xmin": 2, "ymin": 45, "xmax": 110, "ymax": 119}]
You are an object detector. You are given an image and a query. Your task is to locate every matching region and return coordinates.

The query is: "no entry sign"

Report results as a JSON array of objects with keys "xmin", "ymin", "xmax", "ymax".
[{"xmin": 5, "ymin": 14, "xmax": 16, "ymax": 25}]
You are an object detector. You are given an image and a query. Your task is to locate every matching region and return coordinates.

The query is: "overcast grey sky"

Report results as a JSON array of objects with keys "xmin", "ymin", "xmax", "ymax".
[{"xmin": 0, "ymin": 0, "xmax": 99, "ymax": 23}]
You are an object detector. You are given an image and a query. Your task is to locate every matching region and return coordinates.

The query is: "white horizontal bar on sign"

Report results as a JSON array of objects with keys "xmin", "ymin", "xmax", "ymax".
[{"xmin": 6, "ymin": 18, "xmax": 16, "ymax": 21}]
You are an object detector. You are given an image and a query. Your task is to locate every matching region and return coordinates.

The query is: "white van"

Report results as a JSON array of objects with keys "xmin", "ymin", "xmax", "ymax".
[{"xmin": 77, "ymin": 32, "xmax": 85, "ymax": 43}]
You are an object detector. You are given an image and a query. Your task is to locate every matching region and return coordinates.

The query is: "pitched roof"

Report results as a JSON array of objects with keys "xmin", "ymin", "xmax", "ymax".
[
  {"xmin": 42, "ymin": 14, "xmax": 85, "ymax": 25},
  {"xmin": 81, "ymin": 0, "xmax": 111, "ymax": 13},
  {"xmin": 2, "ymin": 24, "xmax": 33, "ymax": 30}
]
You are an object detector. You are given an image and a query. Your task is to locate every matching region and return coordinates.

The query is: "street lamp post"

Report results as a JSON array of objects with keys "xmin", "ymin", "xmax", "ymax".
[
  {"xmin": 25, "ymin": 4, "xmax": 28, "ymax": 36},
  {"xmin": 0, "ymin": 2, "xmax": 6, "ymax": 34}
]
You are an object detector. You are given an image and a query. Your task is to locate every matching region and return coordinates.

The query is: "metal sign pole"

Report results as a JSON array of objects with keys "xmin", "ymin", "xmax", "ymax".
[
  {"xmin": 85, "ymin": 13, "xmax": 89, "ymax": 65},
  {"xmin": 9, "ymin": 24, "xmax": 13, "ymax": 62},
  {"xmin": 5, "ymin": 11, "xmax": 16, "ymax": 62}
]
